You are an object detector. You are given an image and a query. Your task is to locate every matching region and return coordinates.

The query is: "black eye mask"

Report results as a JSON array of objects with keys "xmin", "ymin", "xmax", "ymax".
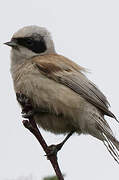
[{"xmin": 12, "ymin": 37, "xmax": 47, "ymax": 54}]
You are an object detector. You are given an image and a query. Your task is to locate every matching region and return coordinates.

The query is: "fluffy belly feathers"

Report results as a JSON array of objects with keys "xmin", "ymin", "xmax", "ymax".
[{"xmin": 12, "ymin": 63, "xmax": 101, "ymax": 135}]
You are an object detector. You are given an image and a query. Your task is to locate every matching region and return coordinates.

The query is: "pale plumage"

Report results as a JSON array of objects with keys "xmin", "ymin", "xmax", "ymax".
[{"xmin": 5, "ymin": 25, "xmax": 119, "ymax": 163}]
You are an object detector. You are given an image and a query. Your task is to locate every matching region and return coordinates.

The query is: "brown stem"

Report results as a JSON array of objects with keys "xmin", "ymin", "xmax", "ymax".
[
  {"xmin": 16, "ymin": 92, "xmax": 64, "ymax": 179},
  {"xmin": 23, "ymin": 117, "xmax": 64, "ymax": 180}
]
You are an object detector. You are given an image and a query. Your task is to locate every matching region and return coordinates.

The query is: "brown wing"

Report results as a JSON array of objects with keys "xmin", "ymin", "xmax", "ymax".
[{"xmin": 32, "ymin": 54, "xmax": 117, "ymax": 120}]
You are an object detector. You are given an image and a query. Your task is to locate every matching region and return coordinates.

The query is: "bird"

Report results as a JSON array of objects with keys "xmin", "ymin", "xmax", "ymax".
[{"xmin": 4, "ymin": 25, "xmax": 119, "ymax": 163}]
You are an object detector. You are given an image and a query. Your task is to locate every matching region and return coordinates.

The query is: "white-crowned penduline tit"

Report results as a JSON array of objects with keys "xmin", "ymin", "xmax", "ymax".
[{"xmin": 4, "ymin": 25, "xmax": 119, "ymax": 163}]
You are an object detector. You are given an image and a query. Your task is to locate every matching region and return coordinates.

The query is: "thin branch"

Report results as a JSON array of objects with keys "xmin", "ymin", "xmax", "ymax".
[
  {"xmin": 16, "ymin": 92, "xmax": 65, "ymax": 179},
  {"xmin": 23, "ymin": 117, "xmax": 64, "ymax": 180},
  {"xmin": 22, "ymin": 117, "xmax": 64, "ymax": 180}
]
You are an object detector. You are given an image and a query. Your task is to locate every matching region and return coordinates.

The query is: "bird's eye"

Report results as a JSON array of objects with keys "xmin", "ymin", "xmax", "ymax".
[{"xmin": 26, "ymin": 38, "xmax": 33, "ymax": 46}]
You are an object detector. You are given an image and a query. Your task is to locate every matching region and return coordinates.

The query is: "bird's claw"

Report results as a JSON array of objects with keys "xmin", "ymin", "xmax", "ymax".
[
  {"xmin": 45, "ymin": 143, "xmax": 64, "ymax": 159},
  {"xmin": 16, "ymin": 92, "xmax": 34, "ymax": 118},
  {"xmin": 48, "ymin": 145, "xmax": 59, "ymax": 156},
  {"xmin": 21, "ymin": 109, "xmax": 35, "ymax": 118},
  {"xmin": 16, "ymin": 92, "xmax": 31, "ymax": 107}
]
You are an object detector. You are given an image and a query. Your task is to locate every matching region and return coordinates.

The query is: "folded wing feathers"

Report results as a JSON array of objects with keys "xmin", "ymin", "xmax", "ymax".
[
  {"xmin": 33, "ymin": 55, "xmax": 118, "ymax": 121},
  {"xmin": 58, "ymin": 72, "xmax": 117, "ymax": 120},
  {"xmin": 33, "ymin": 55, "xmax": 119, "ymax": 163}
]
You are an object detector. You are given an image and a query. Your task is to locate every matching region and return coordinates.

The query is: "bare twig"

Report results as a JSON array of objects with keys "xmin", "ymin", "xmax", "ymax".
[
  {"xmin": 16, "ymin": 92, "xmax": 64, "ymax": 180},
  {"xmin": 23, "ymin": 118, "xmax": 64, "ymax": 180}
]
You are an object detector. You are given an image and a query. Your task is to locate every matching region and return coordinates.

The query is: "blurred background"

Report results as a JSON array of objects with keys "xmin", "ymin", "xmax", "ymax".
[{"xmin": 0, "ymin": 0, "xmax": 119, "ymax": 179}]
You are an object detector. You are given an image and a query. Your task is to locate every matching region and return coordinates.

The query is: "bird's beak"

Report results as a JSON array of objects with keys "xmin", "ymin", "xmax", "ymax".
[{"xmin": 4, "ymin": 41, "xmax": 17, "ymax": 48}]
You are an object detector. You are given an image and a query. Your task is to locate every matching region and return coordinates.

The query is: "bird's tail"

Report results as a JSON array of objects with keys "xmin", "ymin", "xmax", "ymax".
[
  {"xmin": 102, "ymin": 133, "xmax": 119, "ymax": 164},
  {"xmin": 94, "ymin": 116, "xmax": 119, "ymax": 164}
]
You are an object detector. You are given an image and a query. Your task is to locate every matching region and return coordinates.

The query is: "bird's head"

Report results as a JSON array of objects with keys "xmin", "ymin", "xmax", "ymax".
[{"xmin": 4, "ymin": 25, "xmax": 56, "ymax": 62}]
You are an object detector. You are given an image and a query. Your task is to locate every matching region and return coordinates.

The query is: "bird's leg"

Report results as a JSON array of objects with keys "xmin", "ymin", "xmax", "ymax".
[
  {"xmin": 47, "ymin": 131, "xmax": 75, "ymax": 157},
  {"xmin": 16, "ymin": 92, "xmax": 75, "ymax": 157}
]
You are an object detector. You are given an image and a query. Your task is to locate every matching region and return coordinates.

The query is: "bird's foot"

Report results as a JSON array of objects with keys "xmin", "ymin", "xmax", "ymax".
[
  {"xmin": 21, "ymin": 109, "xmax": 35, "ymax": 118},
  {"xmin": 16, "ymin": 92, "xmax": 32, "ymax": 107},
  {"xmin": 16, "ymin": 92, "xmax": 34, "ymax": 118},
  {"xmin": 46, "ymin": 143, "xmax": 64, "ymax": 157},
  {"xmin": 46, "ymin": 131, "xmax": 75, "ymax": 158}
]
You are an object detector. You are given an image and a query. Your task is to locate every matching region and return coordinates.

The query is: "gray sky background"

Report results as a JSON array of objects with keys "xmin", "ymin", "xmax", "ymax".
[{"xmin": 0, "ymin": 0, "xmax": 119, "ymax": 179}]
